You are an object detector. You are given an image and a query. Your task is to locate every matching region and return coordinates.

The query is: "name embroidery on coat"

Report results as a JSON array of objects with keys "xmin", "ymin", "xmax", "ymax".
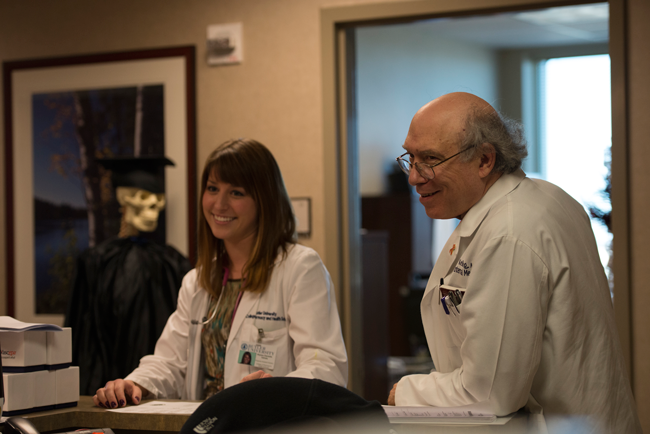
[{"xmin": 453, "ymin": 259, "xmax": 472, "ymax": 277}]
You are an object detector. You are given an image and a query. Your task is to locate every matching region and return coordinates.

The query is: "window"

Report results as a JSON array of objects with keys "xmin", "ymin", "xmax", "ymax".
[{"xmin": 540, "ymin": 54, "xmax": 612, "ymax": 275}]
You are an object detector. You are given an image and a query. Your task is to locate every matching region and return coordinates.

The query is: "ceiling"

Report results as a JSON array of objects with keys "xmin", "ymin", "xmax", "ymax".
[{"xmin": 413, "ymin": 3, "xmax": 608, "ymax": 49}]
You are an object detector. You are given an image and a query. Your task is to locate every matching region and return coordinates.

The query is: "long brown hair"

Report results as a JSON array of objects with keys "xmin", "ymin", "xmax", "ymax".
[{"xmin": 196, "ymin": 139, "xmax": 296, "ymax": 297}]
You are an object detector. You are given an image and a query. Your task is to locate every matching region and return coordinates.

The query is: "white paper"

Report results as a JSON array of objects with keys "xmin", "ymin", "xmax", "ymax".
[
  {"xmin": 383, "ymin": 403, "xmax": 498, "ymax": 424},
  {"xmin": 0, "ymin": 316, "xmax": 63, "ymax": 332},
  {"xmin": 108, "ymin": 400, "xmax": 202, "ymax": 415}
]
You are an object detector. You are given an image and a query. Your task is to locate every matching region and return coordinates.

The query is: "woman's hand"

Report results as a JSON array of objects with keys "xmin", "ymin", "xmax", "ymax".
[
  {"xmin": 94, "ymin": 379, "xmax": 145, "ymax": 408},
  {"xmin": 239, "ymin": 370, "xmax": 273, "ymax": 383}
]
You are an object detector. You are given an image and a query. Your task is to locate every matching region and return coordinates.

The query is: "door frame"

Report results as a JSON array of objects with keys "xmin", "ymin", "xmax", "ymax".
[{"xmin": 320, "ymin": 0, "xmax": 632, "ymax": 395}]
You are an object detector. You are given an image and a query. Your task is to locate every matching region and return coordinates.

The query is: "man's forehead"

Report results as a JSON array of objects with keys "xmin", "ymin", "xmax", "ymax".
[
  {"xmin": 404, "ymin": 115, "xmax": 464, "ymax": 155},
  {"xmin": 402, "ymin": 136, "xmax": 456, "ymax": 158}
]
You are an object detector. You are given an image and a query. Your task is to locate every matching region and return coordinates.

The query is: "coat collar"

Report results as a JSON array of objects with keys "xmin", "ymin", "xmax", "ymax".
[
  {"xmin": 456, "ymin": 168, "xmax": 526, "ymax": 238},
  {"xmin": 424, "ymin": 169, "xmax": 526, "ymax": 290}
]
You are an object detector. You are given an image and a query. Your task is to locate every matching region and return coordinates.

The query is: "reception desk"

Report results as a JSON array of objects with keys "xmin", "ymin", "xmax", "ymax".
[{"xmin": 13, "ymin": 396, "xmax": 530, "ymax": 434}]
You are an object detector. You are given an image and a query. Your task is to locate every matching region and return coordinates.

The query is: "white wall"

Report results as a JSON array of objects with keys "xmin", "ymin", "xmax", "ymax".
[{"xmin": 356, "ymin": 21, "xmax": 499, "ymax": 196}]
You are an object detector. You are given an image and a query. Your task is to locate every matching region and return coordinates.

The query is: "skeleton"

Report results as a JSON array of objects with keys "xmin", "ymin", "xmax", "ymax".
[{"xmin": 116, "ymin": 187, "xmax": 166, "ymax": 237}]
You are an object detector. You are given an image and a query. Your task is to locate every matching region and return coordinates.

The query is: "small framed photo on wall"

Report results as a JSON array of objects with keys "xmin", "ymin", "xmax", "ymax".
[{"xmin": 291, "ymin": 197, "xmax": 311, "ymax": 238}]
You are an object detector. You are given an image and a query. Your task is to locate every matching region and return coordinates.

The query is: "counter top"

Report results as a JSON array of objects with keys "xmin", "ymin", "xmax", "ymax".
[
  {"xmin": 15, "ymin": 396, "xmax": 530, "ymax": 434},
  {"xmin": 22, "ymin": 396, "xmax": 198, "ymax": 433}
]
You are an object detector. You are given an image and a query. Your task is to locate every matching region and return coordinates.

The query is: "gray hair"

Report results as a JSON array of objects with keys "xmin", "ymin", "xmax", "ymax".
[{"xmin": 458, "ymin": 106, "xmax": 528, "ymax": 174}]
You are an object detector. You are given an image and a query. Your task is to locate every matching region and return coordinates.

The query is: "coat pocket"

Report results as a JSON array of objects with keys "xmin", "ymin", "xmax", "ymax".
[{"xmin": 243, "ymin": 323, "xmax": 292, "ymax": 375}]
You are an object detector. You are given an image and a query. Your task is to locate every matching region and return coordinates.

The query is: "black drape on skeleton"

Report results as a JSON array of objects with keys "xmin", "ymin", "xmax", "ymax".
[{"xmin": 65, "ymin": 237, "xmax": 191, "ymax": 395}]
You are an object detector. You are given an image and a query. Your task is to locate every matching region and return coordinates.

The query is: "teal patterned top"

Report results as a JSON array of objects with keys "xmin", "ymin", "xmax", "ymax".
[{"xmin": 201, "ymin": 279, "xmax": 242, "ymax": 398}]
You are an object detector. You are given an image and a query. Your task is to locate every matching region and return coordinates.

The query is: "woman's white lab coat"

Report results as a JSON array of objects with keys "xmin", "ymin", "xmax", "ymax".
[{"xmin": 126, "ymin": 244, "xmax": 348, "ymax": 399}]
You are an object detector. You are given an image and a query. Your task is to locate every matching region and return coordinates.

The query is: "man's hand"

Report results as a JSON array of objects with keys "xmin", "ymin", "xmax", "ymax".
[
  {"xmin": 94, "ymin": 379, "xmax": 145, "ymax": 408},
  {"xmin": 387, "ymin": 383, "xmax": 398, "ymax": 406},
  {"xmin": 239, "ymin": 370, "xmax": 273, "ymax": 383}
]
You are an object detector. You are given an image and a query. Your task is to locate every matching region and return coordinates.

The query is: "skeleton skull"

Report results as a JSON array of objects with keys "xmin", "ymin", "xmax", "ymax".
[{"xmin": 116, "ymin": 187, "xmax": 166, "ymax": 233}]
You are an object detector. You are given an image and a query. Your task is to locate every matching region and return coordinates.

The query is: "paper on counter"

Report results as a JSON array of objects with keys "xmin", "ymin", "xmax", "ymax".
[
  {"xmin": 383, "ymin": 402, "xmax": 502, "ymax": 424},
  {"xmin": 0, "ymin": 316, "xmax": 63, "ymax": 332},
  {"xmin": 108, "ymin": 400, "xmax": 202, "ymax": 415}
]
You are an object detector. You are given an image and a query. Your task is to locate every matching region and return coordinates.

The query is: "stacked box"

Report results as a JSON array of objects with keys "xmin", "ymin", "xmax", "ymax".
[
  {"xmin": 1, "ymin": 331, "xmax": 47, "ymax": 371},
  {"xmin": 1, "ymin": 327, "xmax": 79, "ymax": 415}
]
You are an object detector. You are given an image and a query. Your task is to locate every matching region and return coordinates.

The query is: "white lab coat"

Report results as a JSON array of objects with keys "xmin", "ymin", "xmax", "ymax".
[
  {"xmin": 126, "ymin": 244, "xmax": 348, "ymax": 399},
  {"xmin": 396, "ymin": 169, "xmax": 642, "ymax": 433}
]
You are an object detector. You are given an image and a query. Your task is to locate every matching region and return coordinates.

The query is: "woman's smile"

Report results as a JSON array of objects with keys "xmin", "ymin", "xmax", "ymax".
[{"xmin": 213, "ymin": 215, "xmax": 236, "ymax": 223}]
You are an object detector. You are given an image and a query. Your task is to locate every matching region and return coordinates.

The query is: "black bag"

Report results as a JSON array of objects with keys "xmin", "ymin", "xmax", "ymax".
[{"xmin": 181, "ymin": 377, "xmax": 390, "ymax": 434}]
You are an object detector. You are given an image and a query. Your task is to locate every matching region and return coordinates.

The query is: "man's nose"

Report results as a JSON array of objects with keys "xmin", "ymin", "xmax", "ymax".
[{"xmin": 408, "ymin": 164, "xmax": 427, "ymax": 186}]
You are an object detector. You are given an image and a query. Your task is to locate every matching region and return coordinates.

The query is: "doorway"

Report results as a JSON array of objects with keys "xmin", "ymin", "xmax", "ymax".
[{"xmin": 320, "ymin": 0, "xmax": 629, "ymax": 400}]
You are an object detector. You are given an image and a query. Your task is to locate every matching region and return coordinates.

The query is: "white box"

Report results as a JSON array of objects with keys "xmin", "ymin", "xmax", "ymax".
[
  {"xmin": 55, "ymin": 366, "xmax": 79, "ymax": 405},
  {"xmin": 3, "ymin": 372, "xmax": 35, "ymax": 412},
  {"xmin": 0, "ymin": 331, "xmax": 47, "ymax": 368},
  {"xmin": 2, "ymin": 367, "xmax": 78, "ymax": 414},
  {"xmin": 46, "ymin": 328, "xmax": 72, "ymax": 366},
  {"xmin": 33, "ymin": 370, "xmax": 56, "ymax": 408}
]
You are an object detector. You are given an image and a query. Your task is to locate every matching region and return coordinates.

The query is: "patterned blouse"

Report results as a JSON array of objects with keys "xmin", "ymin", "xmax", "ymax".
[{"xmin": 201, "ymin": 279, "xmax": 242, "ymax": 399}]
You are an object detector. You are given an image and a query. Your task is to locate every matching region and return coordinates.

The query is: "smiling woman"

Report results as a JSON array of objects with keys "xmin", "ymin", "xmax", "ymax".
[
  {"xmin": 201, "ymin": 173, "xmax": 259, "ymax": 266},
  {"xmin": 197, "ymin": 139, "xmax": 291, "ymax": 289},
  {"xmin": 92, "ymin": 138, "xmax": 348, "ymax": 408}
]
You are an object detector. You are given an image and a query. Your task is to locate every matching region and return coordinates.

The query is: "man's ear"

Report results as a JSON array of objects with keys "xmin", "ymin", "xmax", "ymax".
[{"xmin": 477, "ymin": 142, "xmax": 497, "ymax": 178}]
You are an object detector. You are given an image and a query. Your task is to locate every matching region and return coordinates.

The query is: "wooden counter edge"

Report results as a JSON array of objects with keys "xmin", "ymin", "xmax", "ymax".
[{"xmin": 23, "ymin": 396, "xmax": 200, "ymax": 432}]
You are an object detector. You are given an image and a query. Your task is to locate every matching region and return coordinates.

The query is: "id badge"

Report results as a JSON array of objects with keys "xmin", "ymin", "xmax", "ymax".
[{"xmin": 238, "ymin": 342, "xmax": 278, "ymax": 370}]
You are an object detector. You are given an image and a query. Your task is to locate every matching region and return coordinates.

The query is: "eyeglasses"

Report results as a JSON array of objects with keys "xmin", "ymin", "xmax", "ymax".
[{"xmin": 395, "ymin": 147, "xmax": 471, "ymax": 180}]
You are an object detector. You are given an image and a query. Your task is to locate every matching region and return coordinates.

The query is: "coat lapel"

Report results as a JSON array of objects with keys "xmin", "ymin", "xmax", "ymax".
[
  {"xmin": 226, "ymin": 290, "xmax": 261, "ymax": 353},
  {"xmin": 425, "ymin": 226, "xmax": 461, "ymax": 299}
]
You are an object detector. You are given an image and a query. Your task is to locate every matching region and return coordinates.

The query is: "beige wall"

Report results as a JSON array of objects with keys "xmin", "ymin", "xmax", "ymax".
[
  {"xmin": 1, "ymin": 0, "xmax": 649, "ymax": 429},
  {"xmin": 1, "ymin": 0, "xmax": 406, "ymax": 315}
]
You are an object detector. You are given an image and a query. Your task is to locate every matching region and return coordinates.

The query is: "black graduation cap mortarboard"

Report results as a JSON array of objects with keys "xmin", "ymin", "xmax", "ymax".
[{"xmin": 96, "ymin": 156, "xmax": 175, "ymax": 194}]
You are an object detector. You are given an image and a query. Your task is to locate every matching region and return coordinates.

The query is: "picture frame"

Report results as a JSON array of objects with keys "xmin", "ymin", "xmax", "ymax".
[
  {"xmin": 3, "ymin": 46, "xmax": 197, "ymax": 325},
  {"xmin": 291, "ymin": 197, "xmax": 311, "ymax": 237}
]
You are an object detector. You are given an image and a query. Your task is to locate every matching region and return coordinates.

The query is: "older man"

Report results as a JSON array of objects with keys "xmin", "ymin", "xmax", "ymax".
[{"xmin": 387, "ymin": 92, "xmax": 641, "ymax": 433}]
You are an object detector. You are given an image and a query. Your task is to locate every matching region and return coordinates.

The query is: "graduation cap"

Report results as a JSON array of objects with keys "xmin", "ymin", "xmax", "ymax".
[{"xmin": 96, "ymin": 156, "xmax": 175, "ymax": 193}]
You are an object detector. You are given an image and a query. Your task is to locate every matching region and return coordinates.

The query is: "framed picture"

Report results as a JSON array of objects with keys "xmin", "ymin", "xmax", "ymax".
[
  {"xmin": 3, "ymin": 46, "xmax": 197, "ymax": 325},
  {"xmin": 291, "ymin": 197, "xmax": 311, "ymax": 237}
]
